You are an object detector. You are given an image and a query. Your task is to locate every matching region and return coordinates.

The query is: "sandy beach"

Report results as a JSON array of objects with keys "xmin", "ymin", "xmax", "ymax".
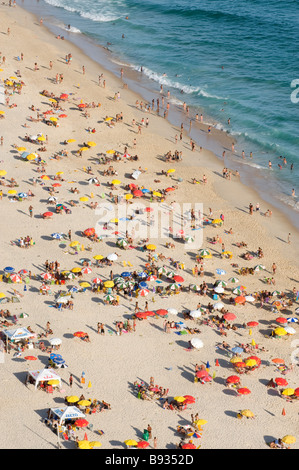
[{"xmin": 0, "ymin": 2, "xmax": 298, "ymax": 450}]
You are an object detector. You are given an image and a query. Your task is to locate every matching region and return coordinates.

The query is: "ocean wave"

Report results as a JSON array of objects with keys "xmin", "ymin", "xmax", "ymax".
[
  {"xmin": 198, "ymin": 89, "xmax": 227, "ymax": 100},
  {"xmin": 44, "ymin": 0, "xmax": 121, "ymax": 22}
]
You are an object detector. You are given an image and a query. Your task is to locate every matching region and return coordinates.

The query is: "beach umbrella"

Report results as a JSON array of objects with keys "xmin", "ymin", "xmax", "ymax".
[
  {"xmin": 233, "ymin": 288, "xmax": 242, "ymax": 295},
  {"xmin": 80, "ymin": 196, "xmax": 89, "ymax": 202},
  {"xmin": 274, "ymin": 327, "xmax": 287, "ymax": 336},
  {"xmin": 4, "ymin": 267, "xmax": 15, "ymax": 274},
  {"xmin": 156, "ymin": 309, "xmax": 168, "ymax": 316},
  {"xmin": 51, "ymin": 233, "xmax": 63, "ymax": 239},
  {"xmin": 245, "ymin": 295, "xmax": 255, "ymax": 302},
  {"xmin": 215, "ymin": 280, "xmax": 227, "ymax": 288},
  {"xmin": 41, "ymin": 272, "xmax": 52, "ymax": 281},
  {"xmin": 294, "ymin": 388, "xmax": 299, "ymax": 397},
  {"xmin": 153, "ymin": 191, "xmax": 162, "ymax": 198},
  {"xmin": 182, "ymin": 443, "xmax": 196, "ymax": 449},
  {"xmin": 230, "ymin": 357, "xmax": 243, "ymax": 364},
  {"xmin": 167, "ymin": 308, "xmax": 178, "ymax": 316},
  {"xmin": 75, "ymin": 419, "xmax": 89, "ymax": 428},
  {"xmin": 214, "ymin": 286, "xmax": 224, "ymax": 294},
  {"xmin": 281, "ymin": 436, "xmax": 296, "ymax": 445},
  {"xmin": 235, "ymin": 296, "xmax": 246, "ymax": 305},
  {"xmin": 281, "ymin": 388, "xmax": 295, "ymax": 396},
  {"xmin": 71, "ymin": 267, "xmax": 82, "ymax": 274},
  {"xmin": 284, "ymin": 326, "xmax": 296, "ymax": 335},
  {"xmin": 107, "ymin": 253, "xmax": 118, "ymax": 261},
  {"xmin": 272, "ymin": 358, "xmax": 285, "ymax": 364},
  {"xmin": 170, "ymin": 283, "xmax": 181, "ymax": 290},
  {"xmin": 196, "ymin": 370, "xmax": 209, "ymax": 378},
  {"xmin": 240, "ymin": 410, "xmax": 255, "ymax": 418},
  {"xmin": 216, "ymin": 269, "xmax": 226, "ymax": 275},
  {"xmin": 237, "ymin": 388, "xmax": 251, "ymax": 395},
  {"xmin": 226, "ymin": 375, "xmax": 240, "ymax": 384},
  {"xmin": 245, "ymin": 359, "xmax": 257, "ymax": 367},
  {"xmin": 67, "ymin": 396, "xmax": 79, "ymax": 403},
  {"xmin": 147, "ymin": 275, "xmax": 157, "ymax": 281},
  {"xmin": 84, "ymin": 228, "xmax": 95, "ymax": 237},
  {"xmin": 73, "ymin": 332, "xmax": 86, "ymax": 338},
  {"xmin": 213, "ymin": 302, "xmax": 224, "ymax": 311},
  {"xmin": 78, "ymin": 400, "xmax": 91, "ymax": 407},
  {"xmin": 137, "ymin": 441, "xmax": 149, "ymax": 449},
  {"xmin": 166, "ymin": 271, "xmax": 176, "ymax": 278},
  {"xmin": 287, "ymin": 317, "xmax": 298, "ymax": 323},
  {"xmin": 234, "ymin": 362, "xmax": 246, "ymax": 368},
  {"xmin": 229, "ymin": 277, "xmax": 239, "ymax": 283},
  {"xmin": 190, "ymin": 310, "xmax": 202, "ymax": 319},
  {"xmin": 77, "ymin": 440, "xmax": 92, "ymax": 449},
  {"xmin": 67, "ymin": 139, "xmax": 76, "ymax": 143},
  {"xmin": 276, "ymin": 317, "xmax": 287, "ymax": 324},
  {"xmin": 87, "ymin": 141, "xmax": 97, "ymax": 147},
  {"xmin": 146, "ymin": 244, "xmax": 156, "ymax": 251},
  {"xmin": 139, "ymin": 288, "xmax": 149, "ymax": 297},
  {"xmin": 174, "ymin": 396, "xmax": 186, "ymax": 402},
  {"xmin": 80, "ymin": 282, "xmax": 91, "ymax": 288},
  {"xmin": 124, "ymin": 439, "xmax": 138, "ymax": 447},
  {"xmin": 92, "ymin": 277, "xmax": 102, "ymax": 284},
  {"xmin": 198, "ymin": 249, "xmax": 211, "ymax": 257},
  {"xmin": 247, "ymin": 321, "xmax": 259, "ymax": 327},
  {"xmin": 24, "ymin": 356, "xmax": 37, "ymax": 361},
  {"xmin": 116, "ymin": 239, "xmax": 128, "ymax": 248},
  {"xmin": 275, "ymin": 378, "xmax": 288, "ymax": 386},
  {"xmin": 10, "ymin": 274, "xmax": 21, "ymax": 283},
  {"xmin": 104, "ymin": 281, "xmax": 114, "ymax": 288},
  {"xmin": 185, "ymin": 236, "xmax": 195, "ymax": 243},
  {"xmin": 81, "ymin": 267, "xmax": 92, "ymax": 274},
  {"xmin": 194, "ymin": 419, "xmax": 207, "ymax": 427},
  {"xmin": 49, "ymin": 338, "xmax": 62, "ymax": 346},
  {"xmin": 43, "ymin": 212, "xmax": 53, "ymax": 218},
  {"xmin": 8, "ymin": 190, "xmax": 17, "ymax": 195},
  {"xmin": 173, "ymin": 275, "xmax": 184, "ymax": 283},
  {"xmin": 0, "ymin": 293, "xmax": 6, "ymax": 299},
  {"xmin": 232, "ymin": 347, "xmax": 243, "ymax": 354},
  {"xmin": 254, "ymin": 265, "xmax": 265, "ymax": 271},
  {"xmin": 223, "ymin": 313, "xmax": 237, "ymax": 322},
  {"xmin": 191, "ymin": 338, "xmax": 204, "ymax": 349},
  {"xmin": 89, "ymin": 441, "xmax": 102, "ymax": 448},
  {"xmin": 18, "ymin": 192, "xmax": 28, "ymax": 198},
  {"xmin": 111, "ymin": 179, "xmax": 121, "ymax": 186},
  {"xmin": 41, "ymin": 284, "xmax": 51, "ymax": 291}
]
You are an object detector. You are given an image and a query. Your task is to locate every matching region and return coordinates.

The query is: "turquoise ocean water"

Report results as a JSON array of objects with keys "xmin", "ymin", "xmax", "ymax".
[{"xmin": 21, "ymin": 0, "xmax": 299, "ymax": 223}]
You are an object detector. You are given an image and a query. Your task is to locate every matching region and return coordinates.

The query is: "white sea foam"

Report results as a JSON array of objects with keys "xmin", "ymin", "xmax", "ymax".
[{"xmin": 44, "ymin": 0, "xmax": 121, "ymax": 22}]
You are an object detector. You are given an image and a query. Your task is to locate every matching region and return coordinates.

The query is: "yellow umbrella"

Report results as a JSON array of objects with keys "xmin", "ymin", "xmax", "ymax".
[
  {"xmin": 77, "ymin": 440, "xmax": 92, "ymax": 449},
  {"xmin": 49, "ymin": 98, "xmax": 57, "ymax": 103},
  {"xmin": 41, "ymin": 175, "xmax": 50, "ymax": 180},
  {"xmin": 37, "ymin": 136, "xmax": 46, "ymax": 141},
  {"xmin": 71, "ymin": 267, "xmax": 82, "ymax": 273},
  {"xmin": 281, "ymin": 435, "xmax": 296, "ymax": 445},
  {"xmin": 125, "ymin": 194, "xmax": 133, "ymax": 200},
  {"xmin": 104, "ymin": 117, "xmax": 113, "ymax": 121},
  {"xmin": 281, "ymin": 388, "xmax": 295, "ymax": 396},
  {"xmin": 104, "ymin": 281, "xmax": 114, "ymax": 288},
  {"xmin": 274, "ymin": 327, "xmax": 287, "ymax": 336},
  {"xmin": 67, "ymin": 139, "xmax": 76, "ymax": 143},
  {"xmin": 0, "ymin": 111, "xmax": 5, "ymax": 116},
  {"xmin": 17, "ymin": 147, "xmax": 27, "ymax": 152},
  {"xmin": 8, "ymin": 190, "xmax": 17, "ymax": 195},
  {"xmin": 87, "ymin": 141, "xmax": 96, "ymax": 147},
  {"xmin": 93, "ymin": 255, "xmax": 104, "ymax": 260},
  {"xmin": 49, "ymin": 117, "xmax": 58, "ymax": 122},
  {"xmin": 70, "ymin": 241, "xmax": 80, "ymax": 247},
  {"xmin": 153, "ymin": 191, "xmax": 162, "ymax": 197},
  {"xmin": 10, "ymin": 76, "xmax": 18, "ymax": 80},
  {"xmin": 0, "ymin": 293, "xmax": 6, "ymax": 299},
  {"xmin": 78, "ymin": 400, "xmax": 91, "ymax": 407},
  {"xmin": 124, "ymin": 439, "xmax": 138, "ymax": 447},
  {"xmin": 80, "ymin": 282, "xmax": 91, "ymax": 288},
  {"xmin": 167, "ymin": 169, "xmax": 175, "ymax": 173},
  {"xmin": 26, "ymin": 155, "xmax": 36, "ymax": 161},
  {"xmin": 80, "ymin": 196, "xmax": 89, "ymax": 202},
  {"xmin": 106, "ymin": 150, "xmax": 115, "ymax": 154},
  {"xmin": 194, "ymin": 419, "xmax": 208, "ymax": 426},
  {"xmin": 241, "ymin": 409, "xmax": 254, "ymax": 418},
  {"xmin": 67, "ymin": 395, "xmax": 79, "ymax": 403},
  {"xmin": 111, "ymin": 179, "xmax": 121, "ymax": 185},
  {"xmin": 56, "ymin": 171, "xmax": 64, "ymax": 176},
  {"xmin": 245, "ymin": 359, "xmax": 257, "ymax": 367},
  {"xmin": 146, "ymin": 244, "xmax": 156, "ymax": 251},
  {"xmin": 48, "ymin": 379, "xmax": 60, "ymax": 386},
  {"xmin": 0, "ymin": 170, "xmax": 7, "ymax": 176},
  {"xmin": 90, "ymin": 441, "xmax": 102, "ymax": 448},
  {"xmin": 174, "ymin": 396, "xmax": 186, "ymax": 402},
  {"xmin": 230, "ymin": 356, "xmax": 243, "ymax": 363},
  {"xmin": 202, "ymin": 254, "xmax": 213, "ymax": 259},
  {"xmin": 110, "ymin": 218, "xmax": 119, "ymax": 223},
  {"xmin": 80, "ymin": 147, "xmax": 89, "ymax": 152}
]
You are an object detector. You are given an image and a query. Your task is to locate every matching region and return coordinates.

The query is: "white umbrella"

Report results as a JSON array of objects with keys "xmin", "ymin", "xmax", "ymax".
[
  {"xmin": 214, "ymin": 286, "xmax": 224, "ymax": 294},
  {"xmin": 107, "ymin": 253, "xmax": 118, "ymax": 261},
  {"xmin": 191, "ymin": 338, "xmax": 204, "ymax": 349},
  {"xmin": 287, "ymin": 317, "xmax": 298, "ymax": 323},
  {"xmin": 245, "ymin": 295, "xmax": 255, "ymax": 302},
  {"xmin": 190, "ymin": 310, "xmax": 202, "ymax": 319},
  {"xmin": 50, "ymin": 338, "xmax": 62, "ymax": 346},
  {"xmin": 284, "ymin": 326, "xmax": 296, "ymax": 335},
  {"xmin": 213, "ymin": 302, "xmax": 224, "ymax": 311},
  {"xmin": 167, "ymin": 308, "xmax": 178, "ymax": 316}
]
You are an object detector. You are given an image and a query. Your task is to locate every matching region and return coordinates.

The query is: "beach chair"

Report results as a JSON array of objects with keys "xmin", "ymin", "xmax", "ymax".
[
  {"xmin": 46, "ymin": 385, "xmax": 53, "ymax": 394},
  {"xmin": 127, "ymin": 261, "xmax": 133, "ymax": 267},
  {"xmin": 123, "ymin": 261, "xmax": 127, "ymax": 267}
]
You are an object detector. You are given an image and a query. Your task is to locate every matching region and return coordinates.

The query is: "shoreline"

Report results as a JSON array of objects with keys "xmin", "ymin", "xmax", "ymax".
[
  {"xmin": 0, "ymin": 2, "xmax": 298, "ymax": 450},
  {"xmin": 17, "ymin": 0, "xmax": 299, "ymax": 232}
]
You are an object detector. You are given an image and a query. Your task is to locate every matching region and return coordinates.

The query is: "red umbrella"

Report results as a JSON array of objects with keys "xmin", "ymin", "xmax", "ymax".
[
  {"xmin": 137, "ymin": 441, "xmax": 150, "ymax": 448},
  {"xmin": 133, "ymin": 190, "xmax": 143, "ymax": 197},
  {"xmin": 182, "ymin": 443, "xmax": 196, "ymax": 449},
  {"xmin": 73, "ymin": 331, "xmax": 87, "ymax": 337},
  {"xmin": 247, "ymin": 321, "xmax": 259, "ymax": 327},
  {"xmin": 156, "ymin": 309, "xmax": 168, "ymax": 316},
  {"xmin": 75, "ymin": 419, "xmax": 89, "ymax": 428},
  {"xmin": 135, "ymin": 312, "xmax": 148, "ymax": 319},
  {"xmin": 294, "ymin": 388, "xmax": 299, "ymax": 397},
  {"xmin": 223, "ymin": 313, "xmax": 237, "ymax": 321},
  {"xmin": 145, "ymin": 207, "xmax": 153, "ymax": 212},
  {"xmin": 196, "ymin": 370, "xmax": 209, "ymax": 378},
  {"xmin": 276, "ymin": 317, "xmax": 287, "ymax": 324},
  {"xmin": 129, "ymin": 183, "xmax": 138, "ymax": 190},
  {"xmin": 237, "ymin": 387, "xmax": 251, "ymax": 395},
  {"xmin": 43, "ymin": 212, "xmax": 53, "ymax": 218},
  {"xmin": 24, "ymin": 356, "xmax": 37, "ymax": 361},
  {"xmin": 272, "ymin": 358, "xmax": 285, "ymax": 364},
  {"xmin": 275, "ymin": 378, "xmax": 288, "ymax": 386},
  {"xmin": 59, "ymin": 114, "xmax": 68, "ymax": 118},
  {"xmin": 78, "ymin": 103, "xmax": 86, "ymax": 108},
  {"xmin": 165, "ymin": 187, "xmax": 175, "ymax": 192},
  {"xmin": 226, "ymin": 375, "xmax": 240, "ymax": 384},
  {"xmin": 84, "ymin": 228, "xmax": 95, "ymax": 237},
  {"xmin": 183, "ymin": 396, "xmax": 196, "ymax": 404},
  {"xmin": 144, "ymin": 311, "xmax": 155, "ymax": 317},
  {"xmin": 234, "ymin": 362, "xmax": 246, "ymax": 368},
  {"xmin": 173, "ymin": 275, "xmax": 184, "ymax": 283},
  {"xmin": 60, "ymin": 94, "xmax": 68, "ymax": 100},
  {"xmin": 52, "ymin": 183, "xmax": 61, "ymax": 187}
]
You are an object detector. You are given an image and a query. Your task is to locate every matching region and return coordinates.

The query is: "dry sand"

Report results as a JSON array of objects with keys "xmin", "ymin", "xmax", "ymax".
[{"xmin": 0, "ymin": 3, "xmax": 298, "ymax": 450}]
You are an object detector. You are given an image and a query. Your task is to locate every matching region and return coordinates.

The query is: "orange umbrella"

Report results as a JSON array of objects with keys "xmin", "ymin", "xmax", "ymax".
[
  {"xmin": 235, "ymin": 296, "xmax": 246, "ymax": 304},
  {"xmin": 272, "ymin": 358, "xmax": 285, "ymax": 364}
]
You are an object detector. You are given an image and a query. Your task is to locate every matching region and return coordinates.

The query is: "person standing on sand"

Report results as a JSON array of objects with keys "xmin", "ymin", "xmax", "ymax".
[
  {"xmin": 272, "ymin": 263, "xmax": 277, "ymax": 275},
  {"xmin": 29, "ymin": 205, "xmax": 33, "ymax": 218},
  {"xmin": 287, "ymin": 233, "xmax": 291, "ymax": 244},
  {"xmin": 69, "ymin": 374, "xmax": 73, "ymax": 388}
]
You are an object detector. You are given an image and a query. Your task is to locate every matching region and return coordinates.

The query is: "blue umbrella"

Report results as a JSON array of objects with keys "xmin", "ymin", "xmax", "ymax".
[
  {"xmin": 68, "ymin": 286, "xmax": 78, "ymax": 293},
  {"xmin": 121, "ymin": 271, "xmax": 131, "ymax": 278},
  {"xmin": 4, "ymin": 267, "xmax": 15, "ymax": 273},
  {"xmin": 232, "ymin": 346, "xmax": 243, "ymax": 354},
  {"xmin": 52, "ymin": 356, "xmax": 65, "ymax": 365},
  {"xmin": 18, "ymin": 192, "xmax": 28, "ymax": 198},
  {"xmin": 216, "ymin": 269, "xmax": 226, "ymax": 275},
  {"xmin": 50, "ymin": 353, "xmax": 63, "ymax": 360},
  {"xmin": 21, "ymin": 152, "xmax": 30, "ymax": 159},
  {"xmin": 139, "ymin": 281, "xmax": 148, "ymax": 288},
  {"xmin": 51, "ymin": 233, "xmax": 63, "ymax": 239},
  {"xmin": 138, "ymin": 272, "xmax": 147, "ymax": 279},
  {"xmin": 141, "ymin": 188, "xmax": 150, "ymax": 193},
  {"xmin": 287, "ymin": 317, "xmax": 298, "ymax": 323}
]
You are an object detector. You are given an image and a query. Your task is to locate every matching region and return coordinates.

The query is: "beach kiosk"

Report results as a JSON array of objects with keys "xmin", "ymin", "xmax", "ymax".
[
  {"xmin": 26, "ymin": 368, "xmax": 62, "ymax": 390},
  {"xmin": 3, "ymin": 327, "xmax": 36, "ymax": 352},
  {"xmin": 50, "ymin": 406, "xmax": 85, "ymax": 425}
]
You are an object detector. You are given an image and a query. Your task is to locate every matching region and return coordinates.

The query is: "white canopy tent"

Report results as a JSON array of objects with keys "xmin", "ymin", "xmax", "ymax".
[
  {"xmin": 50, "ymin": 406, "xmax": 85, "ymax": 424},
  {"xmin": 4, "ymin": 327, "xmax": 36, "ymax": 342},
  {"xmin": 27, "ymin": 368, "xmax": 62, "ymax": 389}
]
